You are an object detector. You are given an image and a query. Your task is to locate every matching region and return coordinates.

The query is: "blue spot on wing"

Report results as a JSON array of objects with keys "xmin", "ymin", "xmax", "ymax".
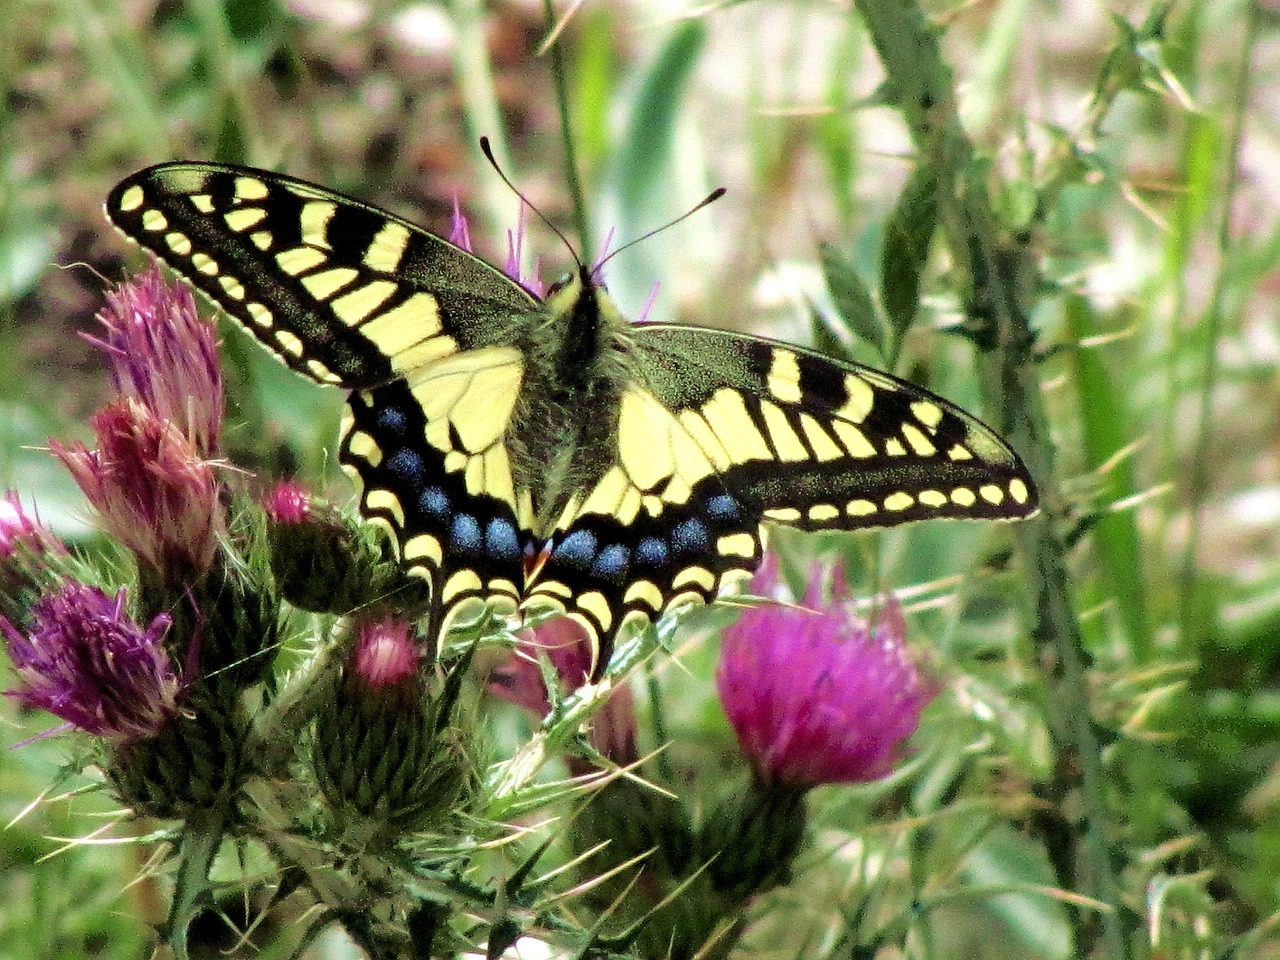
[
  {"xmin": 386, "ymin": 448, "xmax": 425, "ymax": 483},
  {"xmin": 591, "ymin": 544, "xmax": 630, "ymax": 582},
  {"xmin": 419, "ymin": 485, "xmax": 450, "ymax": 520},
  {"xmin": 450, "ymin": 513, "xmax": 482, "ymax": 553},
  {"xmin": 485, "ymin": 517, "xmax": 522, "ymax": 561},
  {"xmin": 671, "ymin": 518, "xmax": 709, "ymax": 555},
  {"xmin": 635, "ymin": 537, "xmax": 668, "ymax": 570},
  {"xmin": 376, "ymin": 405, "xmax": 409, "ymax": 435},
  {"xmin": 553, "ymin": 529, "xmax": 598, "ymax": 570},
  {"xmin": 706, "ymin": 493, "xmax": 741, "ymax": 520}
]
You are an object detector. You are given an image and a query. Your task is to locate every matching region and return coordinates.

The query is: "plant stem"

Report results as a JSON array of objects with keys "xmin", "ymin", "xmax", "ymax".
[
  {"xmin": 850, "ymin": 1, "xmax": 1130, "ymax": 957},
  {"xmin": 165, "ymin": 806, "xmax": 228, "ymax": 960},
  {"xmin": 542, "ymin": 0, "xmax": 592, "ymax": 257},
  {"xmin": 450, "ymin": 0, "xmax": 523, "ymax": 245},
  {"xmin": 1176, "ymin": 0, "xmax": 1259, "ymax": 644}
]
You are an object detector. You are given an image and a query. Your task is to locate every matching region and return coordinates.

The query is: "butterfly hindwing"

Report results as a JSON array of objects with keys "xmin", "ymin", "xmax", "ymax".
[
  {"xmin": 523, "ymin": 455, "xmax": 760, "ymax": 644},
  {"xmin": 343, "ymin": 378, "xmax": 525, "ymax": 623}
]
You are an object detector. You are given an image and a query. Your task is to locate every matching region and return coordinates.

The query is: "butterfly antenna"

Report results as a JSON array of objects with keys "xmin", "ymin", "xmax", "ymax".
[
  {"xmin": 479, "ymin": 136, "xmax": 582, "ymax": 269},
  {"xmin": 596, "ymin": 187, "xmax": 726, "ymax": 272}
]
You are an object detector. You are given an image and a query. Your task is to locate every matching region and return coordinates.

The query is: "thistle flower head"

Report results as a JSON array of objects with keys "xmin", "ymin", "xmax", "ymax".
[
  {"xmin": 717, "ymin": 554, "xmax": 939, "ymax": 789},
  {"xmin": 51, "ymin": 399, "xmax": 221, "ymax": 579},
  {"xmin": 3, "ymin": 582, "xmax": 178, "ymax": 741},
  {"xmin": 88, "ymin": 263, "xmax": 223, "ymax": 457}
]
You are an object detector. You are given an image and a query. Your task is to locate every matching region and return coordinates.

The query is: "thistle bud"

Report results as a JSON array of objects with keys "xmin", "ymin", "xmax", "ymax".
[
  {"xmin": 697, "ymin": 782, "xmax": 807, "ymax": 903},
  {"xmin": 263, "ymin": 481, "xmax": 416, "ymax": 615},
  {"xmin": 106, "ymin": 696, "xmax": 245, "ymax": 818},
  {"xmin": 312, "ymin": 616, "xmax": 474, "ymax": 840},
  {"xmin": 173, "ymin": 553, "xmax": 281, "ymax": 694}
]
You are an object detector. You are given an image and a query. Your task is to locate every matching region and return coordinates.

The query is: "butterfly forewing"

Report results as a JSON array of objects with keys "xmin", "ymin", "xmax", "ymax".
[
  {"xmin": 630, "ymin": 326, "xmax": 1035, "ymax": 526},
  {"xmin": 106, "ymin": 162, "xmax": 536, "ymax": 387}
]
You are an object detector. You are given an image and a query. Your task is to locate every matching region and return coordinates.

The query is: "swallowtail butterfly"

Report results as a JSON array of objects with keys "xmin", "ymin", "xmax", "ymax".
[{"xmin": 107, "ymin": 162, "xmax": 1037, "ymax": 673}]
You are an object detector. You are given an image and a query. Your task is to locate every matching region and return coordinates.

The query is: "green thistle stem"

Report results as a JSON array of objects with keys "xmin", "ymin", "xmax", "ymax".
[
  {"xmin": 849, "ymin": 1, "xmax": 1129, "ymax": 957},
  {"xmin": 164, "ymin": 806, "xmax": 227, "ymax": 960},
  {"xmin": 1175, "ymin": 0, "xmax": 1258, "ymax": 643}
]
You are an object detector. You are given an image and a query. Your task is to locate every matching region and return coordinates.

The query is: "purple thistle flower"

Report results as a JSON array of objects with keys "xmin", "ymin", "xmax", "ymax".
[
  {"xmin": 86, "ymin": 263, "xmax": 223, "ymax": 457},
  {"xmin": 3, "ymin": 582, "xmax": 178, "ymax": 741},
  {"xmin": 51, "ymin": 399, "xmax": 222, "ymax": 578},
  {"xmin": 448, "ymin": 196, "xmax": 473, "ymax": 253},
  {"xmin": 503, "ymin": 205, "xmax": 546, "ymax": 298},
  {"xmin": 717, "ymin": 554, "xmax": 940, "ymax": 790},
  {"xmin": 487, "ymin": 617, "xmax": 638, "ymax": 766}
]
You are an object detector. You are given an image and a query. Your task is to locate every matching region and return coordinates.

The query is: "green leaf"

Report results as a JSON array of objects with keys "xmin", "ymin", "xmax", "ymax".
[
  {"xmin": 956, "ymin": 824, "xmax": 1075, "ymax": 960},
  {"xmin": 880, "ymin": 162, "xmax": 938, "ymax": 353},
  {"xmin": 569, "ymin": 5, "xmax": 618, "ymax": 179},
  {"xmin": 603, "ymin": 19, "xmax": 707, "ymax": 315},
  {"xmin": 819, "ymin": 241, "xmax": 886, "ymax": 358},
  {"xmin": 1065, "ymin": 294, "xmax": 1150, "ymax": 660},
  {"xmin": 613, "ymin": 20, "xmax": 706, "ymax": 218},
  {"xmin": 808, "ymin": 301, "xmax": 854, "ymax": 363}
]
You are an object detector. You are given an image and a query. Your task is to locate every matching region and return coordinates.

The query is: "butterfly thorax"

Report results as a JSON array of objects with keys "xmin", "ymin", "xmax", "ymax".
[{"xmin": 507, "ymin": 266, "xmax": 636, "ymax": 536}]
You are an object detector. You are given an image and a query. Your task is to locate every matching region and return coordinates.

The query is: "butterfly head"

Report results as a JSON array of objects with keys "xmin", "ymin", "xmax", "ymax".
[{"xmin": 544, "ymin": 262, "xmax": 606, "ymax": 302}]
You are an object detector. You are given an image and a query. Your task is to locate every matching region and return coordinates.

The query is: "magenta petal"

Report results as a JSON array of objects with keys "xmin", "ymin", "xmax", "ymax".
[
  {"xmin": 350, "ymin": 616, "xmax": 420, "ymax": 690},
  {"xmin": 717, "ymin": 557, "xmax": 939, "ymax": 789}
]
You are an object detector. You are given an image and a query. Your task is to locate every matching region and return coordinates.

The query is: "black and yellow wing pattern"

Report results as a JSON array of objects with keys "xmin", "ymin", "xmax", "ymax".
[{"xmin": 106, "ymin": 161, "xmax": 1037, "ymax": 672}]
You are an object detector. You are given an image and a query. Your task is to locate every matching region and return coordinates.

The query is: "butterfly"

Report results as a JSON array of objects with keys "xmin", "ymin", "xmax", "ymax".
[{"xmin": 106, "ymin": 161, "xmax": 1037, "ymax": 675}]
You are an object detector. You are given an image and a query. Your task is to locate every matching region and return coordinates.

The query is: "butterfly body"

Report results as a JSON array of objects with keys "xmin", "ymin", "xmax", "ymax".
[
  {"xmin": 106, "ymin": 162, "xmax": 1037, "ymax": 672},
  {"xmin": 504, "ymin": 267, "xmax": 636, "ymax": 533}
]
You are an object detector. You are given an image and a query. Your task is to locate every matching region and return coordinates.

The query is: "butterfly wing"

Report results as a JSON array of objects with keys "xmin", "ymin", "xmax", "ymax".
[
  {"xmin": 107, "ymin": 162, "xmax": 538, "ymax": 620},
  {"xmin": 524, "ymin": 323, "xmax": 1037, "ymax": 656}
]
